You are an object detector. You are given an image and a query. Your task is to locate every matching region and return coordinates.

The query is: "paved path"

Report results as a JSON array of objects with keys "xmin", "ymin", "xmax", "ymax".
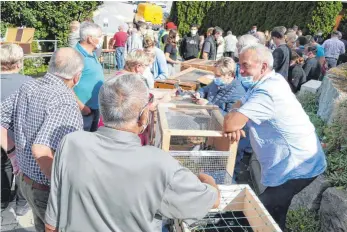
[
  {"xmin": 1, "ymin": 202, "xmax": 35, "ymax": 232},
  {"xmin": 93, "ymin": 1, "xmax": 172, "ymax": 36}
]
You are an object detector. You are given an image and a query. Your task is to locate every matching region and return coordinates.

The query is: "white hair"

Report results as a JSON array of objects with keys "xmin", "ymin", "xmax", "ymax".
[
  {"xmin": 48, "ymin": 47, "xmax": 84, "ymax": 79},
  {"xmin": 0, "ymin": 43, "xmax": 24, "ymax": 71},
  {"xmin": 237, "ymin": 34, "xmax": 259, "ymax": 52},
  {"xmin": 80, "ymin": 22, "xmax": 102, "ymax": 41},
  {"xmin": 240, "ymin": 44, "xmax": 274, "ymax": 70},
  {"xmin": 99, "ymin": 73, "xmax": 149, "ymax": 129}
]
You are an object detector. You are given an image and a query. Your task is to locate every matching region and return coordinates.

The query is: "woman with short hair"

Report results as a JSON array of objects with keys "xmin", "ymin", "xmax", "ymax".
[
  {"xmin": 144, "ymin": 36, "xmax": 169, "ymax": 80},
  {"xmin": 192, "ymin": 57, "xmax": 246, "ymax": 115},
  {"xmin": 288, "ymin": 50, "xmax": 306, "ymax": 93}
]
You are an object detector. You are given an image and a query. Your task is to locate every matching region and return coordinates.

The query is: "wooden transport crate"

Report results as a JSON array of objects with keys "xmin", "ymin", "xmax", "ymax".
[
  {"xmin": 174, "ymin": 184, "xmax": 282, "ymax": 232},
  {"xmin": 2, "ymin": 28, "xmax": 35, "ymax": 54},
  {"xmin": 181, "ymin": 58, "xmax": 217, "ymax": 72},
  {"xmin": 154, "ymin": 79, "xmax": 197, "ymax": 91},
  {"xmin": 155, "ymin": 103, "xmax": 238, "ymax": 180}
]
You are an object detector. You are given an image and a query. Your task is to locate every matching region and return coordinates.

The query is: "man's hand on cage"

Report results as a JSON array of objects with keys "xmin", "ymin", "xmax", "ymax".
[
  {"xmin": 223, "ymin": 129, "xmax": 246, "ymax": 144},
  {"xmin": 198, "ymin": 173, "xmax": 216, "ymax": 186}
]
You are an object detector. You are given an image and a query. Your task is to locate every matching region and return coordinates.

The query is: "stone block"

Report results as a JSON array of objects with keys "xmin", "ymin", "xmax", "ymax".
[
  {"xmin": 317, "ymin": 63, "xmax": 347, "ymax": 124},
  {"xmin": 300, "ymin": 80, "xmax": 322, "ymax": 94},
  {"xmin": 289, "ymin": 175, "xmax": 331, "ymax": 211},
  {"xmin": 319, "ymin": 187, "xmax": 347, "ymax": 232}
]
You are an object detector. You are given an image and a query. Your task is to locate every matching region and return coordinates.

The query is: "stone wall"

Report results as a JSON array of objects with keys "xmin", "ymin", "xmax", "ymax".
[
  {"xmin": 318, "ymin": 63, "xmax": 347, "ymax": 124},
  {"xmin": 290, "ymin": 63, "xmax": 347, "ymax": 231}
]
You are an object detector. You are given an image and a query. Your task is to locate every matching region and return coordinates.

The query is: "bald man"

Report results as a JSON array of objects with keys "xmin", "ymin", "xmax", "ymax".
[
  {"xmin": 255, "ymin": 31, "xmax": 266, "ymax": 46},
  {"xmin": 1, "ymin": 47, "xmax": 84, "ymax": 231},
  {"xmin": 112, "ymin": 24, "xmax": 128, "ymax": 70}
]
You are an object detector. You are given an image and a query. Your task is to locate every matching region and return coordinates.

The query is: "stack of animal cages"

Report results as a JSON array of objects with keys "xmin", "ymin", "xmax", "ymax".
[
  {"xmin": 155, "ymin": 103, "xmax": 238, "ymax": 183},
  {"xmin": 173, "ymin": 185, "xmax": 282, "ymax": 232}
]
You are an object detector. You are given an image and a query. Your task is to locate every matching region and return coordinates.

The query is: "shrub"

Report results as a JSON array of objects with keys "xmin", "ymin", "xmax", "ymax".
[
  {"xmin": 170, "ymin": 2, "xmax": 343, "ymax": 37},
  {"xmin": 0, "ymin": 1, "xmax": 102, "ymax": 48},
  {"xmin": 23, "ymin": 57, "xmax": 48, "ymax": 77},
  {"xmin": 297, "ymin": 92, "xmax": 347, "ymax": 190},
  {"xmin": 296, "ymin": 92, "xmax": 325, "ymax": 138},
  {"xmin": 286, "ymin": 208, "xmax": 321, "ymax": 232}
]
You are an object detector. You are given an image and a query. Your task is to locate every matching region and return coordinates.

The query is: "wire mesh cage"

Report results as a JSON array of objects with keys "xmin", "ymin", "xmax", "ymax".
[
  {"xmin": 170, "ymin": 151, "xmax": 233, "ymax": 185},
  {"xmin": 174, "ymin": 185, "xmax": 282, "ymax": 232},
  {"xmin": 155, "ymin": 103, "xmax": 238, "ymax": 180}
]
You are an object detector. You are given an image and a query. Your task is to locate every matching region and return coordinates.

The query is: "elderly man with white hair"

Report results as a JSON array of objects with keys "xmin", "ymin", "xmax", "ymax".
[
  {"xmin": 223, "ymin": 44, "xmax": 327, "ymax": 230},
  {"xmin": 44, "ymin": 73, "xmax": 220, "ymax": 232},
  {"xmin": 235, "ymin": 34, "xmax": 259, "ymax": 91},
  {"xmin": 1, "ymin": 47, "xmax": 84, "ymax": 231},
  {"xmin": 0, "ymin": 44, "xmax": 31, "ymax": 215},
  {"xmin": 74, "ymin": 22, "xmax": 105, "ymax": 132}
]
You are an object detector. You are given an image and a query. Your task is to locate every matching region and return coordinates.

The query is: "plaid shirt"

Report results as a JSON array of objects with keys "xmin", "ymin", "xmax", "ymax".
[
  {"xmin": 1, "ymin": 73, "xmax": 83, "ymax": 185},
  {"xmin": 322, "ymin": 38, "xmax": 346, "ymax": 59}
]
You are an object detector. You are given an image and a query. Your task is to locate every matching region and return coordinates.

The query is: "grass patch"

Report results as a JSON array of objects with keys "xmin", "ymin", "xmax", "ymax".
[{"xmin": 286, "ymin": 208, "xmax": 321, "ymax": 232}]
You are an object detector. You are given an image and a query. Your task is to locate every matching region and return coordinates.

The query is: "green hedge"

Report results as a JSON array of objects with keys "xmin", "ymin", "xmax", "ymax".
[
  {"xmin": 170, "ymin": 1, "xmax": 343, "ymax": 37},
  {"xmin": 0, "ymin": 1, "xmax": 102, "ymax": 48}
]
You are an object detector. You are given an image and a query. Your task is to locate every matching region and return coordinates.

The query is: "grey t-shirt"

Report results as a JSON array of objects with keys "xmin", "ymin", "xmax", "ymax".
[
  {"xmin": 1, "ymin": 73, "xmax": 33, "ymax": 100},
  {"xmin": 45, "ymin": 127, "xmax": 217, "ymax": 232},
  {"xmin": 1, "ymin": 73, "xmax": 33, "ymax": 140}
]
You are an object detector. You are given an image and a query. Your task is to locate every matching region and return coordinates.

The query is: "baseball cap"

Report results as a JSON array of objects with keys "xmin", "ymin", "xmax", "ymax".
[{"xmin": 166, "ymin": 22, "xmax": 177, "ymax": 30}]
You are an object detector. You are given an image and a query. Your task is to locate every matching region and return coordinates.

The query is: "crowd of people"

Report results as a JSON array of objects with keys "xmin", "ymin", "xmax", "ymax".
[{"xmin": 1, "ymin": 18, "xmax": 345, "ymax": 232}]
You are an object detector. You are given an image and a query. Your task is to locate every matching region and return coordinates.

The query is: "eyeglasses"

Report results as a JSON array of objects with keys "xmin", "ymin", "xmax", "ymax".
[{"xmin": 137, "ymin": 94, "xmax": 154, "ymax": 121}]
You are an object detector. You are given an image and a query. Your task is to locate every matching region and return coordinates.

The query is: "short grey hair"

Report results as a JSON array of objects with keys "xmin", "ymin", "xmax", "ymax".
[
  {"xmin": 240, "ymin": 44, "xmax": 274, "ymax": 70},
  {"xmin": 254, "ymin": 32, "xmax": 266, "ymax": 45},
  {"xmin": 237, "ymin": 34, "xmax": 259, "ymax": 52},
  {"xmin": 80, "ymin": 22, "xmax": 102, "ymax": 41},
  {"xmin": 99, "ymin": 73, "xmax": 149, "ymax": 129},
  {"xmin": 0, "ymin": 43, "xmax": 24, "ymax": 71},
  {"xmin": 48, "ymin": 47, "xmax": 84, "ymax": 79}
]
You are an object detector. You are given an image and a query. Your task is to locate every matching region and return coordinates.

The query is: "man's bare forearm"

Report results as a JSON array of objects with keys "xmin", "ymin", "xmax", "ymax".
[
  {"xmin": 1, "ymin": 126, "xmax": 15, "ymax": 151},
  {"xmin": 32, "ymin": 144, "xmax": 54, "ymax": 179}
]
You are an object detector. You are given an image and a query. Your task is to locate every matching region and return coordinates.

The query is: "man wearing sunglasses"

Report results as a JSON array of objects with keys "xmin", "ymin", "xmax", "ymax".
[{"xmin": 45, "ymin": 73, "xmax": 220, "ymax": 232}]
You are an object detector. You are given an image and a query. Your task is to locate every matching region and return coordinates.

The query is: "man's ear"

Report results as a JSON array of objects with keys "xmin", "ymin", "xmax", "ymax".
[
  {"xmin": 261, "ymin": 62, "xmax": 268, "ymax": 74},
  {"xmin": 138, "ymin": 107, "xmax": 149, "ymax": 127},
  {"xmin": 73, "ymin": 72, "xmax": 81, "ymax": 84}
]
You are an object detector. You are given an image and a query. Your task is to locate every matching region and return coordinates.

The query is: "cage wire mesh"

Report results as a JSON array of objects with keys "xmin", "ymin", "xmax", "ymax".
[
  {"xmin": 179, "ymin": 185, "xmax": 281, "ymax": 232},
  {"xmin": 155, "ymin": 107, "xmax": 223, "ymax": 147},
  {"xmin": 170, "ymin": 151, "xmax": 232, "ymax": 185}
]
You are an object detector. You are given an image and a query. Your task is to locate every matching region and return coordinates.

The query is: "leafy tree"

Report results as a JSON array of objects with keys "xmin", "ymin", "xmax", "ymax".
[
  {"xmin": 0, "ymin": 1, "xmax": 102, "ymax": 48},
  {"xmin": 308, "ymin": 1, "xmax": 343, "ymax": 36}
]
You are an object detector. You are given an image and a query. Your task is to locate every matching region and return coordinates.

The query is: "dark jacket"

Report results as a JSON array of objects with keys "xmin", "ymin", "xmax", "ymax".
[
  {"xmin": 180, "ymin": 33, "xmax": 200, "ymax": 60},
  {"xmin": 273, "ymin": 44, "xmax": 291, "ymax": 79},
  {"xmin": 288, "ymin": 64, "xmax": 306, "ymax": 93},
  {"xmin": 200, "ymin": 36, "xmax": 216, "ymax": 60},
  {"xmin": 198, "ymin": 79, "xmax": 246, "ymax": 115},
  {"xmin": 303, "ymin": 57, "xmax": 322, "ymax": 81}
]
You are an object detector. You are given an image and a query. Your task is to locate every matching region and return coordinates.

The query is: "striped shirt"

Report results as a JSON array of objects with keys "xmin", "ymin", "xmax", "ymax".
[
  {"xmin": 322, "ymin": 37, "xmax": 345, "ymax": 59},
  {"xmin": 1, "ymin": 73, "xmax": 83, "ymax": 185}
]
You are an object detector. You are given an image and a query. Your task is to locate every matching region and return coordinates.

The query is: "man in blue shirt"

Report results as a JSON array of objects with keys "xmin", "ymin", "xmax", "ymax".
[
  {"xmin": 223, "ymin": 44, "xmax": 326, "ymax": 230},
  {"xmin": 74, "ymin": 22, "xmax": 105, "ymax": 132},
  {"xmin": 310, "ymin": 37, "xmax": 326, "ymax": 70}
]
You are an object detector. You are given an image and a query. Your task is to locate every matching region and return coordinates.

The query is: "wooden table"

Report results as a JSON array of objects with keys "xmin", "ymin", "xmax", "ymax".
[
  {"xmin": 154, "ymin": 67, "xmax": 214, "ymax": 91},
  {"xmin": 181, "ymin": 58, "xmax": 216, "ymax": 72}
]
